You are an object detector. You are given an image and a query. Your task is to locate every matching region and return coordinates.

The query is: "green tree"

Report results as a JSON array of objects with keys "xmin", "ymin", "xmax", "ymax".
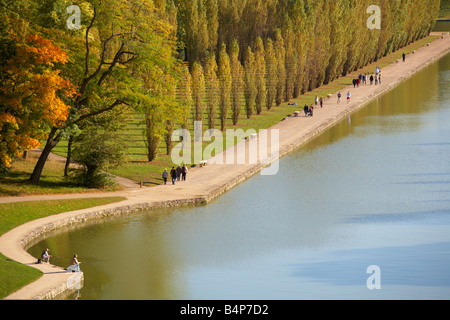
[
  {"xmin": 191, "ymin": 61, "xmax": 206, "ymax": 123},
  {"xmin": 324, "ymin": 0, "xmax": 348, "ymax": 84},
  {"xmin": 254, "ymin": 37, "xmax": 266, "ymax": 115},
  {"xmin": 218, "ymin": 43, "xmax": 231, "ymax": 131},
  {"xmin": 311, "ymin": 0, "xmax": 331, "ymax": 88},
  {"xmin": 71, "ymin": 129, "xmax": 127, "ymax": 188},
  {"xmin": 244, "ymin": 46, "xmax": 257, "ymax": 119},
  {"xmin": 274, "ymin": 29, "xmax": 286, "ymax": 106},
  {"xmin": 26, "ymin": 0, "xmax": 180, "ymax": 185},
  {"xmin": 177, "ymin": 64, "xmax": 193, "ymax": 130},
  {"xmin": 230, "ymin": 39, "xmax": 244, "ymax": 125},
  {"xmin": 264, "ymin": 38, "xmax": 277, "ymax": 111},
  {"xmin": 176, "ymin": 0, "xmax": 209, "ymax": 65},
  {"xmin": 204, "ymin": 52, "xmax": 219, "ymax": 129},
  {"xmin": 288, "ymin": 0, "xmax": 309, "ymax": 97},
  {"xmin": 205, "ymin": 0, "xmax": 219, "ymax": 53},
  {"xmin": 282, "ymin": 19, "xmax": 296, "ymax": 102},
  {"xmin": 141, "ymin": 64, "xmax": 181, "ymax": 161}
]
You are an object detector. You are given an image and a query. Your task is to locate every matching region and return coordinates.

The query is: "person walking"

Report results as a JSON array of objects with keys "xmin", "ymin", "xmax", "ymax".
[
  {"xmin": 315, "ymin": 95, "xmax": 319, "ymax": 106},
  {"xmin": 182, "ymin": 165, "xmax": 188, "ymax": 181},
  {"xmin": 162, "ymin": 169, "xmax": 168, "ymax": 185},
  {"xmin": 337, "ymin": 92, "xmax": 342, "ymax": 104},
  {"xmin": 347, "ymin": 91, "xmax": 351, "ymax": 104},
  {"xmin": 170, "ymin": 167, "xmax": 176, "ymax": 185},
  {"xmin": 370, "ymin": 74, "xmax": 374, "ymax": 85},
  {"xmin": 304, "ymin": 104, "xmax": 309, "ymax": 116},
  {"xmin": 176, "ymin": 165, "xmax": 182, "ymax": 181},
  {"xmin": 319, "ymin": 97, "xmax": 324, "ymax": 108},
  {"xmin": 402, "ymin": 52, "xmax": 406, "ymax": 62}
]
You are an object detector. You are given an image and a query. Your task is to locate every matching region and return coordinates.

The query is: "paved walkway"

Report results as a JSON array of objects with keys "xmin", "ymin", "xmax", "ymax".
[{"xmin": 1, "ymin": 33, "xmax": 450, "ymax": 300}]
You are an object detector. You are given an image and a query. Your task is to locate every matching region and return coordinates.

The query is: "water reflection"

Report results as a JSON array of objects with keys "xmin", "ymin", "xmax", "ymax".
[{"xmin": 28, "ymin": 53, "xmax": 450, "ymax": 300}]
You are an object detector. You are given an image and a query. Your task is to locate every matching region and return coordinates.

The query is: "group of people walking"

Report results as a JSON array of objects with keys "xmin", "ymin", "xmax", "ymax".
[
  {"xmin": 342, "ymin": 66, "xmax": 382, "ymax": 105},
  {"xmin": 303, "ymin": 95, "xmax": 325, "ymax": 117},
  {"xmin": 302, "ymin": 65, "xmax": 383, "ymax": 115},
  {"xmin": 162, "ymin": 165, "xmax": 189, "ymax": 185},
  {"xmin": 336, "ymin": 91, "xmax": 352, "ymax": 104},
  {"xmin": 353, "ymin": 66, "xmax": 382, "ymax": 88},
  {"xmin": 303, "ymin": 104, "xmax": 314, "ymax": 117}
]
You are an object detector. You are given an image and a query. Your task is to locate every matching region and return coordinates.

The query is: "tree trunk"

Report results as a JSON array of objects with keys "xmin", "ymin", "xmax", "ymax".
[
  {"xmin": 165, "ymin": 120, "xmax": 174, "ymax": 156},
  {"xmin": 64, "ymin": 136, "xmax": 74, "ymax": 177},
  {"xmin": 146, "ymin": 135, "xmax": 160, "ymax": 162},
  {"xmin": 144, "ymin": 113, "xmax": 160, "ymax": 162},
  {"xmin": 29, "ymin": 128, "xmax": 59, "ymax": 185}
]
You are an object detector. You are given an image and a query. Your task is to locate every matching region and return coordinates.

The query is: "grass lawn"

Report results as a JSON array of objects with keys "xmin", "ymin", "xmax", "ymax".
[
  {"xmin": 440, "ymin": 1, "xmax": 450, "ymax": 20},
  {"xmin": 0, "ymin": 196, "xmax": 127, "ymax": 299},
  {"xmin": 0, "ymin": 154, "xmax": 122, "ymax": 197}
]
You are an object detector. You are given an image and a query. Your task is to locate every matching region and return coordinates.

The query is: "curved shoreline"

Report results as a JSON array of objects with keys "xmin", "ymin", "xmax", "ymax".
[{"xmin": 1, "ymin": 33, "xmax": 450, "ymax": 300}]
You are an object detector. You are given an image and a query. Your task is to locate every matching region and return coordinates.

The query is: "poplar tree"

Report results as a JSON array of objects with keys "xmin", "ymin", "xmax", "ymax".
[
  {"xmin": 177, "ymin": 0, "xmax": 209, "ymax": 65},
  {"xmin": 310, "ymin": 1, "xmax": 331, "ymax": 88},
  {"xmin": 265, "ymin": 38, "xmax": 277, "ymax": 111},
  {"xmin": 204, "ymin": 53, "xmax": 219, "ymax": 129},
  {"xmin": 178, "ymin": 64, "xmax": 193, "ymax": 130},
  {"xmin": 254, "ymin": 37, "xmax": 266, "ymax": 115},
  {"xmin": 205, "ymin": 0, "xmax": 219, "ymax": 54},
  {"xmin": 274, "ymin": 29, "xmax": 286, "ymax": 106},
  {"xmin": 244, "ymin": 46, "xmax": 257, "ymax": 119},
  {"xmin": 191, "ymin": 61, "xmax": 206, "ymax": 123},
  {"xmin": 218, "ymin": 43, "xmax": 231, "ymax": 131},
  {"xmin": 290, "ymin": 0, "xmax": 309, "ymax": 97},
  {"xmin": 324, "ymin": 0, "xmax": 348, "ymax": 84},
  {"xmin": 283, "ymin": 21, "xmax": 296, "ymax": 102},
  {"xmin": 230, "ymin": 39, "xmax": 244, "ymax": 125}
]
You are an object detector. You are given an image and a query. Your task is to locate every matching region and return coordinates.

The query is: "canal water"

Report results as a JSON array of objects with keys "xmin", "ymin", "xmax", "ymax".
[{"xmin": 29, "ymin": 51, "xmax": 450, "ymax": 300}]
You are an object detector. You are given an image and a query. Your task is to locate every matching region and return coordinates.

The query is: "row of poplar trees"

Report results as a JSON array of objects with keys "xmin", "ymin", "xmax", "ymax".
[
  {"xmin": 176, "ymin": 0, "xmax": 440, "ymax": 132},
  {"xmin": 0, "ymin": 0, "xmax": 441, "ymax": 184}
]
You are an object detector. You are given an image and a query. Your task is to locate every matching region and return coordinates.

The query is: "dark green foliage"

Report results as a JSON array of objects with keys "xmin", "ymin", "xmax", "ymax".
[{"xmin": 70, "ymin": 130, "xmax": 127, "ymax": 188}]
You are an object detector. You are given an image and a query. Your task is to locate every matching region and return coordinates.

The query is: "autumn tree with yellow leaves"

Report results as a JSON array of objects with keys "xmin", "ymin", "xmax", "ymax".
[{"xmin": 0, "ymin": 32, "xmax": 75, "ymax": 170}]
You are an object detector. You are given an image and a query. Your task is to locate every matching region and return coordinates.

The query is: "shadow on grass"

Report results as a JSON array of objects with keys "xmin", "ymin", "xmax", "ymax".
[{"xmin": 0, "ymin": 173, "xmax": 89, "ymax": 197}]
